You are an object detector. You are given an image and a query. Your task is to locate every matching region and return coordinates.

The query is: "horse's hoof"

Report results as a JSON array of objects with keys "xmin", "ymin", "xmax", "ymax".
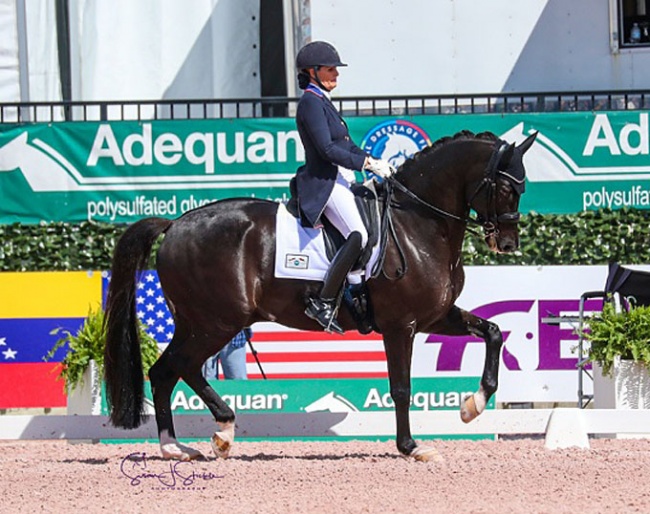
[
  {"xmin": 211, "ymin": 421, "xmax": 235, "ymax": 459},
  {"xmin": 410, "ymin": 445, "xmax": 444, "ymax": 463},
  {"xmin": 160, "ymin": 442, "xmax": 204, "ymax": 461},
  {"xmin": 460, "ymin": 394, "xmax": 480, "ymax": 423},
  {"xmin": 211, "ymin": 433, "xmax": 231, "ymax": 459}
]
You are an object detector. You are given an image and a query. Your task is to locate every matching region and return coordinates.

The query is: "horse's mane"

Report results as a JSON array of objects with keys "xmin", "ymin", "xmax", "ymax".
[{"xmin": 399, "ymin": 130, "xmax": 498, "ymax": 174}]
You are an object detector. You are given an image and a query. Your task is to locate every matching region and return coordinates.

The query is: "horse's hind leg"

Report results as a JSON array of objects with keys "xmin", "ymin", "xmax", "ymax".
[
  {"xmin": 149, "ymin": 350, "xmax": 203, "ymax": 461},
  {"xmin": 178, "ymin": 367, "xmax": 237, "ymax": 459},
  {"xmin": 149, "ymin": 329, "xmax": 237, "ymax": 461},
  {"xmin": 434, "ymin": 305, "xmax": 503, "ymax": 423}
]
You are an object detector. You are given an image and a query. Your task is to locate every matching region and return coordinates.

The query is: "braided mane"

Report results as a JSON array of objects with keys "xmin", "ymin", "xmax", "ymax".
[{"xmin": 398, "ymin": 130, "xmax": 498, "ymax": 174}]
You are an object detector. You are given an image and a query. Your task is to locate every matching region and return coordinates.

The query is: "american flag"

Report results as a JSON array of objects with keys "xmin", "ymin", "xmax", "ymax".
[
  {"xmin": 134, "ymin": 271, "xmax": 175, "ymax": 343},
  {"xmin": 107, "ymin": 271, "xmax": 388, "ymax": 379}
]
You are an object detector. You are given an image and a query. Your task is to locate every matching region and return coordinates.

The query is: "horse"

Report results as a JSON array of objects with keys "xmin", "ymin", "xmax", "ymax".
[{"xmin": 104, "ymin": 129, "xmax": 537, "ymax": 462}]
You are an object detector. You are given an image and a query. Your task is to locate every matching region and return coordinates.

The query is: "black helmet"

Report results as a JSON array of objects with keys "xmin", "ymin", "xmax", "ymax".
[{"xmin": 295, "ymin": 41, "xmax": 347, "ymax": 69}]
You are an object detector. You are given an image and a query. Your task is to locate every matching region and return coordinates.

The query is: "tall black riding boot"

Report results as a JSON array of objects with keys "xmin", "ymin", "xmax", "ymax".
[{"xmin": 305, "ymin": 231, "xmax": 363, "ymax": 334}]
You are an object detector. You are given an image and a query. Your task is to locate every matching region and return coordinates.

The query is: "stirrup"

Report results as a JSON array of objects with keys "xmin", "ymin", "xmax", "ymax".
[{"xmin": 305, "ymin": 298, "xmax": 344, "ymax": 335}]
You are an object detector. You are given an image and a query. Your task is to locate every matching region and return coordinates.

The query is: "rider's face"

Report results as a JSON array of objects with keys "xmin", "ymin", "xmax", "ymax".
[{"xmin": 311, "ymin": 66, "xmax": 339, "ymax": 91}]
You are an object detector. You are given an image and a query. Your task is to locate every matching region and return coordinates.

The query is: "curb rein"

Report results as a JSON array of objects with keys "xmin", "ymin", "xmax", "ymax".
[{"xmin": 372, "ymin": 140, "xmax": 517, "ymax": 281}]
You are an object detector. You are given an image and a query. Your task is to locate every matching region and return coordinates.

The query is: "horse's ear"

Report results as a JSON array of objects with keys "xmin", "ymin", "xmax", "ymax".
[
  {"xmin": 518, "ymin": 131, "xmax": 538, "ymax": 154},
  {"xmin": 500, "ymin": 142, "xmax": 515, "ymax": 167}
]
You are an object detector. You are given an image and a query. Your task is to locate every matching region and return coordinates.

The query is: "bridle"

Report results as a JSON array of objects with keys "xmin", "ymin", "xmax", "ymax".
[
  {"xmin": 372, "ymin": 140, "xmax": 522, "ymax": 280},
  {"xmin": 388, "ymin": 139, "xmax": 521, "ymax": 238},
  {"xmin": 466, "ymin": 140, "xmax": 524, "ymax": 239}
]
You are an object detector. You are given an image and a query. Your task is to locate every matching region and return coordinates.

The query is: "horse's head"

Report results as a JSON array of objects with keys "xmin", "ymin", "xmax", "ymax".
[
  {"xmin": 391, "ymin": 130, "xmax": 537, "ymax": 255},
  {"xmin": 469, "ymin": 132, "xmax": 537, "ymax": 253}
]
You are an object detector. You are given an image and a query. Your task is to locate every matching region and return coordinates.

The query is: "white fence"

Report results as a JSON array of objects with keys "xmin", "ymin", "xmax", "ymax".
[{"xmin": 2, "ymin": 409, "xmax": 650, "ymax": 450}]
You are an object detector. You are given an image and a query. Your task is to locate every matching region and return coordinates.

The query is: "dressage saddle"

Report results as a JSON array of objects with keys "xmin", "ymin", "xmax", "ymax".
[{"xmin": 286, "ymin": 179, "xmax": 382, "ymax": 334}]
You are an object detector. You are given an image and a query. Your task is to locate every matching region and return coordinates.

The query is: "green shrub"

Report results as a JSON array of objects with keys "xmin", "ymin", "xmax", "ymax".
[
  {"xmin": 45, "ymin": 305, "xmax": 160, "ymax": 392},
  {"xmin": 2, "ymin": 208, "xmax": 650, "ymax": 270},
  {"xmin": 584, "ymin": 302, "xmax": 650, "ymax": 377}
]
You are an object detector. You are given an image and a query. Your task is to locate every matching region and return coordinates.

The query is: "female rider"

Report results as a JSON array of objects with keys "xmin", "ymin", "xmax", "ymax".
[{"xmin": 293, "ymin": 41, "xmax": 394, "ymax": 334}]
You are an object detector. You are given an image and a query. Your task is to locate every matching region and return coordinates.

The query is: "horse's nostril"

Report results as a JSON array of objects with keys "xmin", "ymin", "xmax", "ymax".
[{"xmin": 499, "ymin": 240, "xmax": 517, "ymax": 253}]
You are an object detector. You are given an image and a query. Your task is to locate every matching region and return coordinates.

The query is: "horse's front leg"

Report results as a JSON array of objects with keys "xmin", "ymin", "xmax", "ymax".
[
  {"xmin": 433, "ymin": 305, "xmax": 503, "ymax": 423},
  {"xmin": 383, "ymin": 326, "xmax": 442, "ymax": 462}
]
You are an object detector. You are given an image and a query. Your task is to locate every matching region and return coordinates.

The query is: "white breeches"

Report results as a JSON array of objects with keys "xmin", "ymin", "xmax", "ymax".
[{"xmin": 323, "ymin": 173, "xmax": 369, "ymax": 248}]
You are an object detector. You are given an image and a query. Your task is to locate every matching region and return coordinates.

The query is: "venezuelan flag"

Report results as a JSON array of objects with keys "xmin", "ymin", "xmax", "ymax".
[{"xmin": 0, "ymin": 271, "xmax": 102, "ymax": 409}]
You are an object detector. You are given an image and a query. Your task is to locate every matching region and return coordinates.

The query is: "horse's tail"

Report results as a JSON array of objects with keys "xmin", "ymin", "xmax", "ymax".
[{"xmin": 104, "ymin": 217, "xmax": 172, "ymax": 429}]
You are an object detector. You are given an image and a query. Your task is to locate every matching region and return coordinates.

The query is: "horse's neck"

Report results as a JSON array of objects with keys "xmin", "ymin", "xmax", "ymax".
[
  {"xmin": 398, "ymin": 166, "xmax": 468, "ymax": 220},
  {"xmin": 392, "ymin": 142, "xmax": 492, "ymax": 252},
  {"xmin": 390, "ymin": 180, "xmax": 468, "ymax": 256},
  {"xmin": 400, "ymin": 141, "xmax": 491, "ymax": 217}
]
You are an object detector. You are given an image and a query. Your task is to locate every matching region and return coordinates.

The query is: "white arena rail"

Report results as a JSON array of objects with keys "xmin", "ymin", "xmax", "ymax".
[{"xmin": 1, "ymin": 409, "xmax": 650, "ymax": 449}]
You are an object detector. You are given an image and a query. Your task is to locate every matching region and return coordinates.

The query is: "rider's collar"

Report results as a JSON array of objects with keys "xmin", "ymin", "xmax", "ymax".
[{"xmin": 306, "ymin": 83, "xmax": 330, "ymax": 99}]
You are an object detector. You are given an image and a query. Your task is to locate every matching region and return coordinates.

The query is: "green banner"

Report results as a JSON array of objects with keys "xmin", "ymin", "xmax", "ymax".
[
  {"xmin": 100, "ymin": 377, "xmax": 494, "ymax": 441},
  {"xmin": 1, "ymin": 111, "xmax": 648, "ymax": 223}
]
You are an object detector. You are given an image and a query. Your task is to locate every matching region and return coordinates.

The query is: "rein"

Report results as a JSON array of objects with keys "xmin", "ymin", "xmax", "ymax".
[{"xmin": 372, "ymin": 140, "xmax": 517, "ymax": 281}]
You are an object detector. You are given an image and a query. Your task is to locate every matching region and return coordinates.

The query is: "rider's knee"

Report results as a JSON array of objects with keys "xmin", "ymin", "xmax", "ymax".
[{"xmin": 348, "ymin": 229, "xmax": 368, "ymax": 249}]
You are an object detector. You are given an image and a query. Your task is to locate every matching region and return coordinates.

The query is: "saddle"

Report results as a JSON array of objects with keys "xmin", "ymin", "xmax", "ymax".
[{"xmin": 286, "ymin": 178, "xmax": 382, "ymax": 334}]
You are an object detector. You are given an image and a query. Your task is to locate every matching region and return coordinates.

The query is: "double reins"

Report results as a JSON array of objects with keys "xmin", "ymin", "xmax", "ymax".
[
  {"xmin": 391, "ymin": 140, "xmax": 517, "ymax": 234},
  {"xmin": 371, "ymin": 140, "xmax": 519, "ymax": 280}
]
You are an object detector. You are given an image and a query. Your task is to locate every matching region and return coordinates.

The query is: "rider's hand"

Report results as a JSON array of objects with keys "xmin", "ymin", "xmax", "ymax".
[{"xmin": 364, "ymin": 157, "xmax": 396, "ymax": 179}]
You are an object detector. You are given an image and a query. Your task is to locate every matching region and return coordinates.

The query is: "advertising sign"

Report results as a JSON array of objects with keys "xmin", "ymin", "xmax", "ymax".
[
  {"xmin": 1, "ymin": 111, "xmax": 648, "ymax": 223},
  {"xmin": 100, "ymin": 377, "xmax": 494, "ymax": 441},
  {"xmin": 1, "ymin": 266, "xmax": 642, "ymax": 408},
  {"xmin": 412, "ymin": 265, "xmax": 650, "ymax": 404}
]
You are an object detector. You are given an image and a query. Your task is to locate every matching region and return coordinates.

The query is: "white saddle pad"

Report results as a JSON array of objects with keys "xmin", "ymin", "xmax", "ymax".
[{"xmin": 274, "ymin": 203, "xmax": 380, "ymax": 281}]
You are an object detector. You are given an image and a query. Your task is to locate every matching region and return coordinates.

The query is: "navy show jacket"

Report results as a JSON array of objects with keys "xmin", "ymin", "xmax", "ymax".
[{"xmin": 294, "ymin": 85, "xmax": 368, "ymax": 228}]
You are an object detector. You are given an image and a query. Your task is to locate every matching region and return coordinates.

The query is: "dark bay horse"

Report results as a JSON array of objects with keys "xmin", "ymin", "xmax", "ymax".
[{"xmin": 104, "ymin": 130, "xmax": 537, "ymax": 462}]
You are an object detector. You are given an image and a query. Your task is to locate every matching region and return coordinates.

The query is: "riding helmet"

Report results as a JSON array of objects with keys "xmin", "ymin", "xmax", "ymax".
[{"xmin": 295, "ymin": 41, "xmax": 347, "ymax": 69}]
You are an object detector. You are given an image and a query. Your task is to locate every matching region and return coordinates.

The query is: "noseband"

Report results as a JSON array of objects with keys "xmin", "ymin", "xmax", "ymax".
[{"xmin": 467, "ymin": 141, "xmax": 523, "ymax": 239}]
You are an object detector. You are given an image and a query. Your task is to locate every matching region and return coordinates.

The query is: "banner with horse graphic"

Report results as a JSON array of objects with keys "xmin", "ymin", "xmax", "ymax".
[
  {"xmin": 98, "ymin": 377, "xmax": 495, "ymax": 442},
  {"xmin": 0, "ymin": 111, "xmax": 648, "ymax": 223}
]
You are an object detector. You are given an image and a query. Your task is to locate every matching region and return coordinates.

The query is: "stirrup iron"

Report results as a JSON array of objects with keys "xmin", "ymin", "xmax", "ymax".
[{"xmin": 305, "ymin": 297, "xmax": 344, "ymax": 335}]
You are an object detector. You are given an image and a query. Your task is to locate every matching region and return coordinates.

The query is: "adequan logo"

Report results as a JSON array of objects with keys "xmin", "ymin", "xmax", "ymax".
[
  {"xmin": 360, "ymin": 119, "xmax": 432, "ymax": 168},
  {"xmin": 0, "ymin": 124, "xmax": 299, "ymax": 192}
]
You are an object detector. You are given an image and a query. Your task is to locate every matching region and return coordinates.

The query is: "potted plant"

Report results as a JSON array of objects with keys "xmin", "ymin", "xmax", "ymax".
[
  {"xmin": 584, "ymin": 301, "xmax": 650, "ymax": 411},
  {"xmin": 45, "ymin": 305, "xmax": 160, "ymax": 414}
]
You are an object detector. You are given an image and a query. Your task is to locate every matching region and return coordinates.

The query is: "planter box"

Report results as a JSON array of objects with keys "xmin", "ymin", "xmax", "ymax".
[
  {"xmin": 67, "ymin": 360, "xmax": 102, "ymax": 416},
  {"xmin": 616, "ymin": 360, "xmax": 650, "ymax": 410},
  {"xmin": 593, "ymin": 359, "xmax": 650, "ymax": 438}
]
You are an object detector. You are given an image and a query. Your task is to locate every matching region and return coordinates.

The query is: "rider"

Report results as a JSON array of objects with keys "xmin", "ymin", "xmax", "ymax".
[{"xmin": 293, "ymin": 41, "xmax": 395, "ymax": 334}]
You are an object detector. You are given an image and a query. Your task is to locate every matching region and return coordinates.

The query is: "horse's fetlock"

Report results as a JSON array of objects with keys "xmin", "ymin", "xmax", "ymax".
[
  {"xmin": 486, "ymin": 322, "xmax": 503, "ymax": 344},
  {"xmin": 390, "ymin": 386, "xmax": 411, "ymax": 405},
  {"xmin": 215, "ymin": 414, "xmax": 236, "ymax": 424},
  {"xmin": 483, "ymin": 381, "xmax": 498, "ymax": 398},
  {"xmin": 398, "ymin": 438, "xmax": 417, "ymax": 456}
]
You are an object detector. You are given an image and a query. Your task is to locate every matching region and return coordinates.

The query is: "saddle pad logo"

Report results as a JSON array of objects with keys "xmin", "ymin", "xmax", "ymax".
[{"xmin": 285, "ymin": 254, "xmax": 309, "ymax": 269}]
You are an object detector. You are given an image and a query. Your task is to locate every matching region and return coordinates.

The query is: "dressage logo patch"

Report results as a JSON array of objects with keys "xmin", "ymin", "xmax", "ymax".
[
  {"xmin": 285, "ymin": 253, "xmax": 309, "ymax": 269},
  {"xmin": 360, "ymin": 120, "xmax": 432, "ymax": 169}
]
